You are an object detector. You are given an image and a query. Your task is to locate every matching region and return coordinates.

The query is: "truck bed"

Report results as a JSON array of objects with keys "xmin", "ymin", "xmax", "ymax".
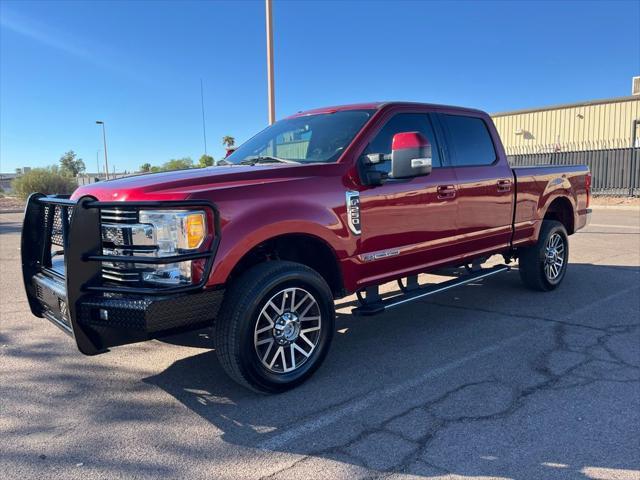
[{"xmin": 512, "ymin": 164, "xmax": 591, "ymax": 247}]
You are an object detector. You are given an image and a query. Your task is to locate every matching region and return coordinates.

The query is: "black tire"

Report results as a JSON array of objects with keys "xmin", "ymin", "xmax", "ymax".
[
  {"xmin": 214, "ymin": 261, "xmax": 335, "ymax": 394},
  {"xmin": 518, "ymin": 219, "xmax": 569, "ymax": 291}
]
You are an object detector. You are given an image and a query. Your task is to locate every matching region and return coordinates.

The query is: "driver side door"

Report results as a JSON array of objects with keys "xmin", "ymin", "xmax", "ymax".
[{"xmin": 355, "ymin": 112, "xmax": 459, "ymax": 288}]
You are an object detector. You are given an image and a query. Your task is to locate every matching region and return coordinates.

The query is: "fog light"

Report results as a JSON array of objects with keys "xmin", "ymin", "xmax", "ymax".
[{"xmin": 99, "ymin": 309, "xmax": 109, "ymax": 321}]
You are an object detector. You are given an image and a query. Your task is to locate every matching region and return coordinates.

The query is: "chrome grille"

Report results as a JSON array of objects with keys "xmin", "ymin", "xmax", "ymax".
[
  {"xmin": 101, "ymin": 267, "xmax": 143, "ymax": 283},
  {"xmin": 100, "ymin": 208, "xmax": 152, "ymax": 284},
  {"xmin": 100, "ymin": 208, "xmax": 138, "ymax": 223},
  {"xmin": 102, "ymin": 225, "xmax": 125, "ymax": 245}
]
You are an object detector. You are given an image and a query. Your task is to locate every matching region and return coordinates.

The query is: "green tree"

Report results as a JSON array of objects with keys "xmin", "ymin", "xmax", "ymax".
[
  {"xmin": 222, "ymin": 136, "xmax": 235, "ymax": 148},
  {"xmin": 140, "ymin": 163, "xmax": 152, "ymax": 172},
  {"xmin": 162, "ymin": 157, "xmax": 193, "ymax": 171},
  {"xmin": 198, "ymin": 154, "xmax": 214, "ymax": 168},
  {"xmin": 12, "ymin": 167, "xmax": 77, "ymax": 200},
  {"xmin": 59, "ymin": 150, "xmax": 86, "ymax": 176}
]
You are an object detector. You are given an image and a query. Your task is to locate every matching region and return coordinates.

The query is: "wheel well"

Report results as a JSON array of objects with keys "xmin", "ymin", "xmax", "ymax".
[
  {"xmin": 544, "ymin": 197, "xmax": 575, "ymax": 234},
  {"xmin": 228, "ymin": 234, "xmax": 345, "ymax": 298}
]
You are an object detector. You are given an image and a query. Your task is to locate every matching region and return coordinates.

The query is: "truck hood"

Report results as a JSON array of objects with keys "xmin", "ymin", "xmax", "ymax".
[{"xmin": 71, "ymin": 164, "xmax": 312, "ymax": 202}]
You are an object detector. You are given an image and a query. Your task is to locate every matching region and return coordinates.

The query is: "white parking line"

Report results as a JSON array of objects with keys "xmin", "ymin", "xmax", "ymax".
[
  {"xmin": 587, "ymin": 223, "xmax": 640, "ymax": 230},
  {"xmin": 258, "ymin": 285, "xmax": 640, "ymax": 451}
]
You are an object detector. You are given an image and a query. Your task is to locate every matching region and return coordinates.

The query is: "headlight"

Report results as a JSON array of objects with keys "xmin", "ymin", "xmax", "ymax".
[
  {"xmin": 139, "ymin": 210, "xmax": 206, "ymax": 253},
  {"xmin": 136, "ymin": 209, "xmax": 207, "ymax": 285}
]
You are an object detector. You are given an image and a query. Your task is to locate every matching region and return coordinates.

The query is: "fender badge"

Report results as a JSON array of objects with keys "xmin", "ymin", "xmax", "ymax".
[{"xmin": 345, "ymin": 190, "xmax": 361, "ymax": 235}]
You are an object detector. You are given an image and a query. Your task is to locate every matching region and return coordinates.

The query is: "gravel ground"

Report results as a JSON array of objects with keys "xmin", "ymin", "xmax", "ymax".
[{"xmin": 1, "ymin": 209, "xmax": 639, "ymax": 480}]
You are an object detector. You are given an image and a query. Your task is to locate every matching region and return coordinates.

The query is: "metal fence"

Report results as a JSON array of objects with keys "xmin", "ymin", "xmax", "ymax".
[{"xmin": 507, "ymin": 141, "xmax": 640, "ymax": 196}]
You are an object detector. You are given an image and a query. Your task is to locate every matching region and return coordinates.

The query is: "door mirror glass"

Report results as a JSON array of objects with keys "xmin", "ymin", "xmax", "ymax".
[{"xmin": 390, "ymin": 132, "xmax": 432, "ymax": 179}]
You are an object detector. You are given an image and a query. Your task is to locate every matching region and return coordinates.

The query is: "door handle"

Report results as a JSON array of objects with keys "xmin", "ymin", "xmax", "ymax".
[
  {"xmin": 437, "ymin": 185, "xmax": 456, "ymax": 199},
  {"xmin": 497, "ymin": 179, "xmax": 512, "ymax": 193}
]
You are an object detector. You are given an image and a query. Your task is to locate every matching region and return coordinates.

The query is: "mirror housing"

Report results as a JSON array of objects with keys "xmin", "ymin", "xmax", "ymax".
[{"xmin": 390, "ymin": 132, "xmax": 432, "ymax": 179}]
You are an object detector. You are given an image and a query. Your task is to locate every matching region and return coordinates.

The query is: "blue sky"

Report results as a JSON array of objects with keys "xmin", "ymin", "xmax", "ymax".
[{"xmin": 1, "ymin": 0, "xmax": 638, "ymax": 173}]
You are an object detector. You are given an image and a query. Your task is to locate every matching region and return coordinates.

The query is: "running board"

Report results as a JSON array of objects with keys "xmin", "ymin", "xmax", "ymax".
[{"xmin": 351, "ymin": 265, "xmax": 511, "ymax": 316}]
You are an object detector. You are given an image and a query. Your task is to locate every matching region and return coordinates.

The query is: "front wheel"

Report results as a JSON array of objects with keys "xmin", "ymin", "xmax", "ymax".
[
  {"xmin": 518, "ymin": 219, "xmax": 569, "ymax": 291},
  {"xmin": 214, "ymin": 261, "xmax": 335, "ymax": 393}
]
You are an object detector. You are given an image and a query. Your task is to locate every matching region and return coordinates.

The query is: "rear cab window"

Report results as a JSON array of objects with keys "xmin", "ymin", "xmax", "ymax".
[{"xmin": 439, "ymin": 114, "xmax": 496, "ymax": 167}]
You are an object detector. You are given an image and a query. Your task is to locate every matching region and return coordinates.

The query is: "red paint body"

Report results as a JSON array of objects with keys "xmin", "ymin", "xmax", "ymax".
[{"xmin": 72, "ymin": 102, "xmax": 590, "ymax": 296}]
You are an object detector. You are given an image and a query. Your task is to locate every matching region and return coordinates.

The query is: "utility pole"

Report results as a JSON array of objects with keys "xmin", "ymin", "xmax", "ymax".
[
  {"xmin": 200, "ymin": 78, "xmax": 208, "ymax": 154},
  {"xmin": 96, "ymin": 121, "xmax": 110, "ymax": 180},
  {"xmin": 265, "ymin": 0, "xmax": 276, "ymax": 125}
]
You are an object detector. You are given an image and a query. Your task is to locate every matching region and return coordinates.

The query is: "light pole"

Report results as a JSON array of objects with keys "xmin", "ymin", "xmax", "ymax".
[
  {"xmin": 96, "ymin": 150, "xmax": 101, "ymax": 178},
  {"xmin": 265, "ymin": 0, "xmax": 276, "ymax": 125},
  {"xmin": 96, "ymin": 121, "xmax": 110, "ymax": 180}
]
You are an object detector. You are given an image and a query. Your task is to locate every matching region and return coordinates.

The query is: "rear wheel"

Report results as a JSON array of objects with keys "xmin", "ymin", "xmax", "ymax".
[
  {"xmin": 215, "ymin": 261, "xmax": 335, "ymax": 393},
  {"xmin": 518, "ymin": 220, "xmax": 569, "ymax": 291}
]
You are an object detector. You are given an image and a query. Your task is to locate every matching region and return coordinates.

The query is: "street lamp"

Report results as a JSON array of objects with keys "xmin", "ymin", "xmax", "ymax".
[{"xmin": 96, "ymin": 121, "xmax": 110, "ymax": 180}]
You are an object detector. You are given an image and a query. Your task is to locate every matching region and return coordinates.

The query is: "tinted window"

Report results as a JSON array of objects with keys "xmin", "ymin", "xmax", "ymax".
[
  {"xmin": 440, "ymin": 114, "xmax": 496, "ymax": 166},
  {"xmin": 364, "ymin": 113, "xmax": 441, "ymax": 173}
]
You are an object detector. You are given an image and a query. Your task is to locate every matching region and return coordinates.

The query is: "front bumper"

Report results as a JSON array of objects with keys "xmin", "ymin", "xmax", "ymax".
[
  {"xmin": 34, "ymin": 270, "xmax": 224, "ymax": 351},
  {"xmin": 21, "ymin": 194, "xmax": 222, "ymax": 355}
]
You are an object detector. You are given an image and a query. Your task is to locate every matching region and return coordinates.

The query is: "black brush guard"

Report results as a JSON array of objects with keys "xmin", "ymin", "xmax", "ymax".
[{"xmin": 21, "ymin": 193, "xmax": 224, "ymax": 355}]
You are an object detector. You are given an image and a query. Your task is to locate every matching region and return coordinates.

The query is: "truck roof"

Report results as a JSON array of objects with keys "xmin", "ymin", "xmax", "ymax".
[{"xmin": 286, "ymin": 101, "xmax": 486, "ymax": 118}]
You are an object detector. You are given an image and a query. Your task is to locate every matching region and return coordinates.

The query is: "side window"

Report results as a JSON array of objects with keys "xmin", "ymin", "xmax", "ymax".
[
  {"xmin": 364, "ymin": 113, "xmax": 441, "ymax": 173},
  {"xmin": 440, "ymin": 114, "xmax": 496, "ymax": 167}
]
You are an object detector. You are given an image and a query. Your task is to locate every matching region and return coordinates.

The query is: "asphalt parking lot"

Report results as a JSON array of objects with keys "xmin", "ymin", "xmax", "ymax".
[{"xmin": 1, "ymin": 208, "xmax": 639, "ymax": 480}]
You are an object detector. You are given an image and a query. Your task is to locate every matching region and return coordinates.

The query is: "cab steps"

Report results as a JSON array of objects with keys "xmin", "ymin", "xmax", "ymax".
[{"xmin": 351, "ymin": 264, "xmax": 511, "ymax": 316}]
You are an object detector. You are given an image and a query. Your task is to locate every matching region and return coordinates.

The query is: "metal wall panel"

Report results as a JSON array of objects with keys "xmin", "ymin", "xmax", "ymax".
[{"xmin": 492, "ymin": 96, "xmax": 640, "ymax": 155}]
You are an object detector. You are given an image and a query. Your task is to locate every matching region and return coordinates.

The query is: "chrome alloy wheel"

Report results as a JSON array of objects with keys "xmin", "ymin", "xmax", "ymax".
[
  {"xmin": 544, "ymin": 232, "xmax": 566, "ymax": 281},
  {"xmin": 254, "ymin": 287, "xmax": 322, "ymax": 374}
]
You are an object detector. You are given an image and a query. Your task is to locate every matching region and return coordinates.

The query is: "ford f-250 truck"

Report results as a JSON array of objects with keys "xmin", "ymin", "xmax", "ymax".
[{"xmin": 21, "ymin": 102, "xmax": 591, "ymax": 393}]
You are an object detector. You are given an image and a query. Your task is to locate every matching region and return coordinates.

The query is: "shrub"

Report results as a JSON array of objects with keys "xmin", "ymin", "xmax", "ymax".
[
  {"xmin": 12, "ymin": 167, "xmax": 77, "ymax": 200},
  {"xmin": 162, "ymin": 157, "xmax": 194, "ymax": 171}
]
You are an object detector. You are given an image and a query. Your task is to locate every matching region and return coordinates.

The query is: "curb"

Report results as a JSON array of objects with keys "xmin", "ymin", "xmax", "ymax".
[{"xmin": 0, "ymin": 209, "xmax": 23, "ymax": 214}]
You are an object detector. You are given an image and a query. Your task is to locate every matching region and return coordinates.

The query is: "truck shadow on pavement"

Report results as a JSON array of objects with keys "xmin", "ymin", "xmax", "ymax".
[{"xmin": 144, "ymin": 263, "xmax": 640, "ymax": 480}]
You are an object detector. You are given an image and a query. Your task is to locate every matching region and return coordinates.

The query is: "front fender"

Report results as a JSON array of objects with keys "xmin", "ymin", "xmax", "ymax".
[{"xmin": 207, "ymin": 199, "xmax": 352, "ymax": 287}]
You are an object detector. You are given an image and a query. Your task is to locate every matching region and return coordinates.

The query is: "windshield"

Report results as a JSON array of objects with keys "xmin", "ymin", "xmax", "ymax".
[{"xmin": 224, "ymin": 109, "xmax": 375, "ymax": 165}]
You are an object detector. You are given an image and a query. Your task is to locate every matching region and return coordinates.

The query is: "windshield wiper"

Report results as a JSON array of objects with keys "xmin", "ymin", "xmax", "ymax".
[{"xmin": 239, "ymin": 155, "xmax": 301, "ymax": 165}]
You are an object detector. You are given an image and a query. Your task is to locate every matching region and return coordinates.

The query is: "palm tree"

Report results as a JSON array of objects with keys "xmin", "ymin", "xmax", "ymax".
[{"xmin": 222, "ymin": 136, "xmax": 235, "ymax": 148}]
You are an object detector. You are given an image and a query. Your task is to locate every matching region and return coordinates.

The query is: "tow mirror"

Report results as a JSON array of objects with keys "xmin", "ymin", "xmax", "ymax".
[{"xmin": 390, "ymin": 132, "xmax": 432, "ymax": 179}]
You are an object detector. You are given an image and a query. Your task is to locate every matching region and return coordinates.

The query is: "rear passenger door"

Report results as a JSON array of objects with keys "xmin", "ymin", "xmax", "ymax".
[{"xmin": 436, "ymin": 113, "xmax": 515, "ymax": 258}]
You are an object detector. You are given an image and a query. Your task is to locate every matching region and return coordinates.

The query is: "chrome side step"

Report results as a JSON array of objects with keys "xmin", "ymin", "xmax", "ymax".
[{"xmin": 351, "ymin": 264, "xmax": 511, "ymax": 316}]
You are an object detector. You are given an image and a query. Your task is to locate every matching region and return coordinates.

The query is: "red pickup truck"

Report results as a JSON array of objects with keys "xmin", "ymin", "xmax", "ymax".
[{"xmin": 21, "ymin": 102, "xmax": 591, "ymax": 392}]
